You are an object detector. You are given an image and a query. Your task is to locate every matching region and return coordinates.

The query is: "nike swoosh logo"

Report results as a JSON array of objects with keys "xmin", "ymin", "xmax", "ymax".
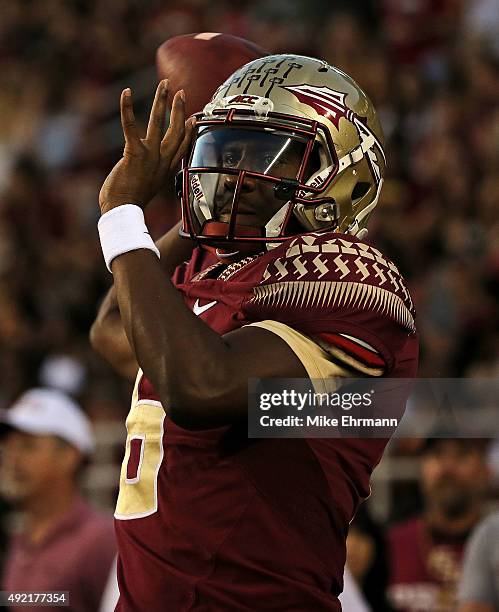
[{"xmin": 193, "ymin": 299, "xmax": 217, "ymax": 316}]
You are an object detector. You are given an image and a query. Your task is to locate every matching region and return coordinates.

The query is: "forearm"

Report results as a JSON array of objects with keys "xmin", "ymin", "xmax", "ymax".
[
  {"xmin": 93, "ymin": 81, "xmax": 201, "ymax": 384},
  {"xmin": 112, "ymin": 250, "xmax": 236, "ymax": 420}
]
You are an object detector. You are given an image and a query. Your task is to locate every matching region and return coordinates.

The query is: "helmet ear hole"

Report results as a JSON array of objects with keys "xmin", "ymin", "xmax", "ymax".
[
  {"xmin": 351, "ymin": 181, "xmax": 370, "ymax": 204},
  {"xmin": 304, "ymin": 143, "xmax": 323, "ymax": 181}
]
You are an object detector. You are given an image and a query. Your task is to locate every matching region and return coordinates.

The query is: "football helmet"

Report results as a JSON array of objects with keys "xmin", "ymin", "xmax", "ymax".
[{"xmin": 178, "ymin": 54, "xmax": 386, "ymax": 252}]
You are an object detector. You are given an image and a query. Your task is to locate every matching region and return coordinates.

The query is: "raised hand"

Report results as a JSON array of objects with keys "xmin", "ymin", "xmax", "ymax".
[{"xmin": 99, "ymin": 79, "xmax": 195, "ymax": 215}]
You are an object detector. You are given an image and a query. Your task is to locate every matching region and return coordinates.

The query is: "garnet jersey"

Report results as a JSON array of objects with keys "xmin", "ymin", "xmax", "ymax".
[{"xmin": 114, "ymin": 231, "xmax": 418, "ymax": 611}]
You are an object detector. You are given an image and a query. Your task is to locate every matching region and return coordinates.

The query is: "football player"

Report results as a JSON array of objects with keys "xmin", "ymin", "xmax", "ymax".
[{"xmin": 92, "ymin": 55, "xmax": 418, "ymax": 611}]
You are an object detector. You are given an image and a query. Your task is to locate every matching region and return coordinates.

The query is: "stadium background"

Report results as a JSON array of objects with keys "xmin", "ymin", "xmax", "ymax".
[{"xmin": 0, "ymin": 0, "xmax": 498, "ymax": 604}]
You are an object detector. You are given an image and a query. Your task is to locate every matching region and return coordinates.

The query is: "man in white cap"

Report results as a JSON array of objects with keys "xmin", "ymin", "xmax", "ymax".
[{"xmin": 0, "ymin": 388, "xmax": 116, "ymax": 612}]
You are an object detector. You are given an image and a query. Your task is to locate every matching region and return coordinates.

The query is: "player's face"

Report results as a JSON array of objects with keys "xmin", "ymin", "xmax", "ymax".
[
  {"xmin": 421, "ymin": 441, "xmax": 489, "ymax": 518},
  {"xmin": 215, "ymin": 134, "xmax": 303, "ymax": 227},
  {"xmin": 189, "ymin": 127, "xmax": 307, "ymax": 231},
  {"xmin": 0, "ymin": 431, "xmax": 79, "ymax": 505}
]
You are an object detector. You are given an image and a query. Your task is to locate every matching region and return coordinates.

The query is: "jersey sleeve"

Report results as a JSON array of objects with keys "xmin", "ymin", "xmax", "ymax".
[
  {"xmin": 242, "ymin": 233, "xmax": 417, "ymax": 375},
  {"xmin": 246, "ymin": 319, "xmax": 354, "ymax": 394}
]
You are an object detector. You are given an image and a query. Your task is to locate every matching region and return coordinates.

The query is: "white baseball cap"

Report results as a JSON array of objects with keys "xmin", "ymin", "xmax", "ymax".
[{"xmin": 0, "ymin": 388, "xmax": 95, "ymax": 455}]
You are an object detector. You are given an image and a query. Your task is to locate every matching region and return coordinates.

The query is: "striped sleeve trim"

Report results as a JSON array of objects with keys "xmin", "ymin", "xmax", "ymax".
[
  {"xmin": 313, "ymin": 332, "xmax": 386, "ymax": 377},
  {"xmin": 251, "ymin": 280, "xmax": 415, "ymax": 332}
]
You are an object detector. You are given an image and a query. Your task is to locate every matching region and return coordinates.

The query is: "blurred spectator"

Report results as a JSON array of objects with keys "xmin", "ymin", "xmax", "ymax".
[
  {"xmin": 463, "ymin": 0, "xmax": 499, "ymax": 54},
  {"xmin": 0, "ymin": 388, "xmax": 116, "ymax": 612},
  {"xmin": 387, "ymin": 439, "xmax": 490, "ymax": 612},
  {"xmin": 38, "ymin": 354, "xmax": 86, "ymax": 397},
  {"xmin": 346, "ymin": 505, "xmax": 393, "ymax": 610},
  {"xmin": 381, "ymin": 0, "xmax": 460, "ymax": 78},
  {"xmin": 457, "ymin": 512, "xmax": 499, "ymax": 612}
]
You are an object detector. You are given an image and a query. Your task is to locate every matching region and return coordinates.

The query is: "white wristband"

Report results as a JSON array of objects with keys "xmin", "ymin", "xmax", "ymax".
[{"xmin": 98, "ymin": 204, "xmax": 160, "ymax": 272}]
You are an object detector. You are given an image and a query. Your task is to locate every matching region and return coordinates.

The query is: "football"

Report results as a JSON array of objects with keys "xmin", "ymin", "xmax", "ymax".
[{"xmin": 156, "ymin": 32, "xmax": 270, "ymax": 117}]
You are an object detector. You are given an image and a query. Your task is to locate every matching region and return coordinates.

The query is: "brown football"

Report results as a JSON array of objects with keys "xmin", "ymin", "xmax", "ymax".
[{"xmin": 156, "ymin": 32, "xmax": 270, "ymax": 117}]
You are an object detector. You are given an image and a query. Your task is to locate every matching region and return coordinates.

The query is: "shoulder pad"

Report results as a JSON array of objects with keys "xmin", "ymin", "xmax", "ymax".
[{"xmin": 251, "ymin": 232, "xmax": 416, "ymax": 332}]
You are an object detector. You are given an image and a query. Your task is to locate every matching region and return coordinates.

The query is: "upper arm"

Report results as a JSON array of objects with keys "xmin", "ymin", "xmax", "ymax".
[
  {"xmin": 90, "ymin": 287, "xmax": 139, "ymax": 382},
  {"xmin": 169, "ymin": 322, "xmax": 363, "ymax": 429},
  {"xmin": 223, "ymin": 324, "xmax": 309, "ymax": 381},
  {"xmin": 169, "ymin": 325, "xmax": 309, "ymax": 428}
]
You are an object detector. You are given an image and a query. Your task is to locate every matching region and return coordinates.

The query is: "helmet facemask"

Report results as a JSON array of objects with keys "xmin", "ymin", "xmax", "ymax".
[{"xmin": 178, "ymin": 108, "xmax": 341, "ymax": 254}]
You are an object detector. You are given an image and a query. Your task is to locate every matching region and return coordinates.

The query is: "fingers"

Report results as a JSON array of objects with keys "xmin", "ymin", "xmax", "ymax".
[
  {"xmin": 145, "ymin": 79, "xmax": 169, "ymax": 144},
  {"xmin": 157, "ymin": 89, "xmax": 195, "ymax": 173},
  {"xmin": 161, "ymin": 90, "xmax": 186, "ymax": 158},
  {"xmin": 120, "ymin": 88, "xmax": 140, "ymax": 149}
]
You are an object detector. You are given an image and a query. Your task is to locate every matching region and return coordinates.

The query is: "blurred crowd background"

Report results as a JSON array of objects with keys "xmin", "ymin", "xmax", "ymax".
[
  {"xmin": 1, "ymin": 0, "xmax": 498, "ymax": 409},
  {"xmin": 0, "ymin": 0, "xmax": 499, "ymax": 404},
  {"xmin": 0, "ymin": 0, "xmax": 498, "ymax": 610}
]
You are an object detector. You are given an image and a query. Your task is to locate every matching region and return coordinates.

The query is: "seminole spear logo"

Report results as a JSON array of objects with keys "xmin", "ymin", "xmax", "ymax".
[
  {"xmin": 280, "ymin": 84, "xmax": 386, "ymax": 181},
  {"xmin": 281, "ymin": 84, "xmax": 357, "ymax": 128}
]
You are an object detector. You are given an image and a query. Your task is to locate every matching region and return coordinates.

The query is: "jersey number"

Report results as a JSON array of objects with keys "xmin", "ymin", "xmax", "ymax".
[{"xmin": 115, "ymin": 387, "xmax": 165, "ymax": 520}]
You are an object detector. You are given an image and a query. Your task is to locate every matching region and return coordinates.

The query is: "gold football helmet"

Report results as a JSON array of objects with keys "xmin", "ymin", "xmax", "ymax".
[{"xmin": 178, "ymin": 54, "xmax": 386, "ymax": 251}]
